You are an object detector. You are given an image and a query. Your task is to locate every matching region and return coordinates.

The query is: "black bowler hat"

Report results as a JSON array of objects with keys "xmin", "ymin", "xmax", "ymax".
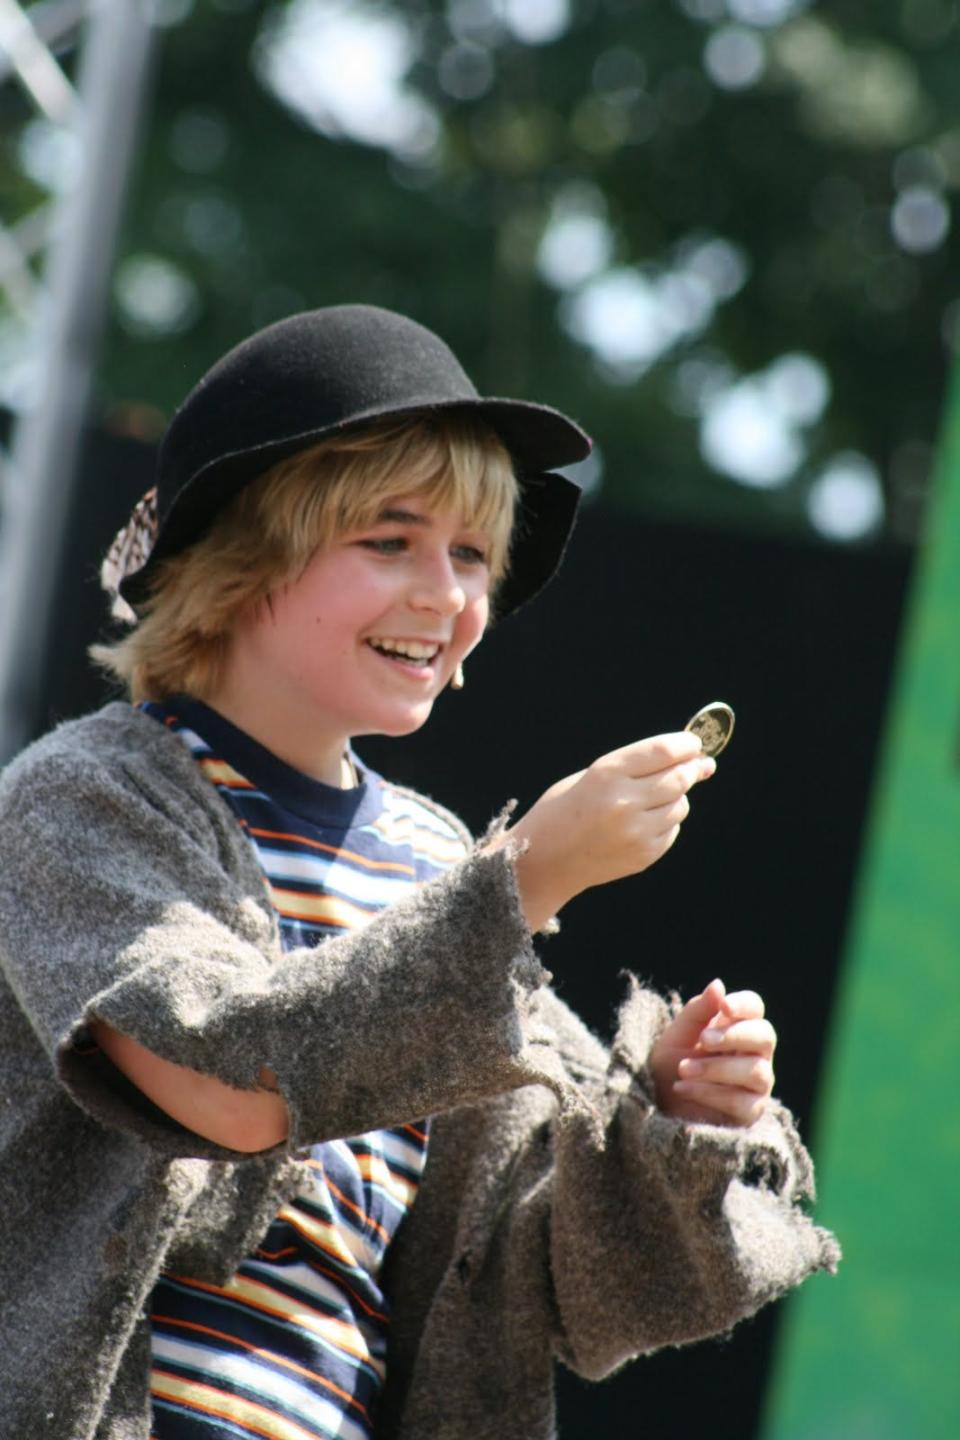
[{"xmin": 115, "ymin": 304, "xmax": 591, "ymax": 618}]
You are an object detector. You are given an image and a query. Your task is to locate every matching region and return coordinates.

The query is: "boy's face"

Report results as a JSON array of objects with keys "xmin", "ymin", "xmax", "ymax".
[{"xmin": 218, "ymin": 493, "xmax": 492, "ymax": 773}]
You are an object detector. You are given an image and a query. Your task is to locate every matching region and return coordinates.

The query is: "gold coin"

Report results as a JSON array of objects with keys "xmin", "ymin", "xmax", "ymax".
[{"xmin": 685, "ymin": 701, "xmax": 735, "ymax": 758}]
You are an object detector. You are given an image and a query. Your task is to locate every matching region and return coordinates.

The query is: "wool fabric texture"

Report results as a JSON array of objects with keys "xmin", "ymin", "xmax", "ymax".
[{"xmin": 0, "ymin": 705, "xmax": 839, "ymax": 1439}]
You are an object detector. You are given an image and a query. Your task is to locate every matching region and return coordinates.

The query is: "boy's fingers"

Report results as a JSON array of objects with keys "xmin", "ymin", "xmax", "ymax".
[
  {"xmin": 601, "ymin": 732, "xmax": 706, "ymax": 778},
  {"xmin": 720, "ymin": 989, "xmax": 766, "ymax": 1020},
  {"xmin": 642, "ymin": 760, "xmax": 715, "ymax": 815},
  {"xmin": 701, "ymin": 977, "xmax": 727, "ymax": 1011},
  {"xmin": 671, "ymin": 1080, "xmax": 769, "ymax": 1127},
  {"xmin": 645, "ymin": 795, "xmax": 691, "ymax": 837},
  {"xmin": 678, "ymin": 1054, "xmax": 774, "ymax": 1094},
  {"xmin": 697, "ymin": 1017, "xmax": 777, "ymax": 1057},
  {"xmin": 662, "ymin": 979, "xmax": 727, "ymax": 1050}
]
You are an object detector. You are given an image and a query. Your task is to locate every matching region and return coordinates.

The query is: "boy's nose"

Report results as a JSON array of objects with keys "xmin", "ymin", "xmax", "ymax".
[{"xmin": 409, "ymin": 556, "xmax": 466, "ymax": 615}]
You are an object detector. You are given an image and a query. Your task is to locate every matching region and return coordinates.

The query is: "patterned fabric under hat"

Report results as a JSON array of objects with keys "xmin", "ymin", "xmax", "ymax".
[{"xmin": 100, "ymin": 487, "xmax": 158, "ymax": 623}]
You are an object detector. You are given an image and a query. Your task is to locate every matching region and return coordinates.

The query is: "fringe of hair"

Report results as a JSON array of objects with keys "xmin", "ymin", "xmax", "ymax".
[{"xmin": 91, "ymin": 414, "xmax": 518, "ymax": 703}]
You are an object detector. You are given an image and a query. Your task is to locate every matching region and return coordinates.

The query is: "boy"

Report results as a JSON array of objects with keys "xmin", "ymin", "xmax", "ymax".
[{"xmin": 0, "ymin": 305, "xmax": 838, "ymax": 1439}]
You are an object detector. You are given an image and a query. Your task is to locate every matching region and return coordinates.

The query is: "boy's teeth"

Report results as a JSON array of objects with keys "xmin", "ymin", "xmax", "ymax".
[{"xmin": 370, "ymin": 638, "xmax": 439, "ymax": 660}]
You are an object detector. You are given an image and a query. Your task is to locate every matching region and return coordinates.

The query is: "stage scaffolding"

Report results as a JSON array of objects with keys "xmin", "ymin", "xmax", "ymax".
[{"xmin": 0, "ymin": 0, "xmax": 155, "ymax": 762}]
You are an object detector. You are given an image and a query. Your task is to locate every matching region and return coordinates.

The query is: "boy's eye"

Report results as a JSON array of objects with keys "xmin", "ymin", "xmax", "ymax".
[
  {"xmin": 359, "ymin": 536, "xmax": 407, "ymax": 554},
  {"xmin": 357, "ymin": 535, "xmax": 488, "ymax": 564},
  {"xmin": 452, "ymin": 544, "xmax": 488, "ymax": 566}
]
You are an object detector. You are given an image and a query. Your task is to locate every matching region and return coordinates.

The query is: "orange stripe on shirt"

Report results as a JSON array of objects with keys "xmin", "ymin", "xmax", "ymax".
[
  {"xmin": 247, "ymin": 1245, "xmax": 388, "ymax": 1324},
  {"xmin": 267, "ymin": 887, "xmax": 375, "ymax": 929},
  {"xmin": 149, "ymin": 1314, "xmax": 370, "ymax": 1420},
  {"xmin": 352, "ymin": 1152, "xmax": 418, "ymax": 1208},
  {"xmin": 151, "ymin": 1369, "xmax": 333, "ymax": 1440},
  {"xmin": 324, "ymin": 1176, "xmax": 392, "ymax": 1246},
  {"xmin": 162, "ymin": 1274, "xmax": 376, "ymax": 1362},
  {"xmin": 248, "ymin": 826, "xmax": 416, "ymax": 876},
  {"xmin": 271, "ymin": 1205, "xmax": 366, "ymax": 1272},
  {"xmin": 198, "ymin": 757, "xmax": 257, "ymax": 790}
]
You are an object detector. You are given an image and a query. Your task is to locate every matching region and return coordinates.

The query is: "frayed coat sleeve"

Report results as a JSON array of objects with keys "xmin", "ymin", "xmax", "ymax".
[
  {"xmin": 376, "ymin": 983, "xmax": 838, "ymax": 1439},
  {"xmin": 0, "ymin": 708, "xmax": 560, "ymax": 1160},
  {"xmin": 547, "ymin": 979, "xmax": 840, "ymax": 1377}
]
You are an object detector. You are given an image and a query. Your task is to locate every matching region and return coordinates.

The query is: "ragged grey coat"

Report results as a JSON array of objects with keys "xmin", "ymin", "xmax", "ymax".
[{"xmin": 0, "ymin": 704, "xmax": 839, "ymax": 1439}]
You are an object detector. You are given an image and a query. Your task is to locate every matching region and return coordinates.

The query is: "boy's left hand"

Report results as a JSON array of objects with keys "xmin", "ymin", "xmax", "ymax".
[{"xmin": 649, "ymin": 978, "xmax": 776, "ymax": 1127}]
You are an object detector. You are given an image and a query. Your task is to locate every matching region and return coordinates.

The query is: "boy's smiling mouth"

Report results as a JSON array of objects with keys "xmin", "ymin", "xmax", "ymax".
[{"xmin": 367, "ymin": 637, "xmax": 442, "ymax": 668}]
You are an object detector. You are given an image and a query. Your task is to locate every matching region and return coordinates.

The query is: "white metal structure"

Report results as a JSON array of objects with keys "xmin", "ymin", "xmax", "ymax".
[{"xmin": 0, "ymin": 0, "xmax": 155, "ymax": 761}]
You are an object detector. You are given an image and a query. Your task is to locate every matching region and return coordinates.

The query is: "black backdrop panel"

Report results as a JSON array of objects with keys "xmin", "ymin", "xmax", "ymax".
[{"xmin": 47, "ymin": 432, "xmax": 912, "ymax": 1439}]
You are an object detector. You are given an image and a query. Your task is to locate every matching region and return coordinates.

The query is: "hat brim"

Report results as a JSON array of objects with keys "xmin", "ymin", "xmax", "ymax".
[{"xmin": 120, "ymin": 396, "xmax": 589, "ymax": 616}]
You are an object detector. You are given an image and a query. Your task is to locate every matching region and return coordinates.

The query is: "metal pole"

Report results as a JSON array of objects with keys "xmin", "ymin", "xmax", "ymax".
[
  {"xmin": 0, "ymin": 0, "xmax": 78, "ymax": 122},
  {"xmin": 0, "ymin": 0, "xmax": 156, "ymax": 762}
]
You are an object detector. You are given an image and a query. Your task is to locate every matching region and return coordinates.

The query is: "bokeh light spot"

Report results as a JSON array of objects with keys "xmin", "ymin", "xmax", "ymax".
[
  {"xmin": 255, "ymin": 0, "xmax": 440, "ymax": 163},
  {"xmin": 181, "ymin": 195, "xmax": 244, "ymax": 256},
  {"xmin": 669, "ymin": 353, "xmax": 736, "ymax": 418},
  {"xmin": 807, "ymin": 453, "xmax": 884, "ymax": 540},
  {"xmin": 538, "ymin": 212, "xmax": 613, "ymax": 291},
  {"xmin": 681, "ymin": 235, "xmax": 750, "ymax": 300},
  {"xmin": 169, "ymin": 108, "xmax": 230, "ymax": 174},
  {"xmin": 703, "ymin": 27, "xmax": 766, "ymax": 90},
  {"xmin": 17, "ymin": 120, "xmax": 81, "ymax": 195},
  {"xmin": 496, "ymin": 0, "xmax": 570, "ymax": 46},
  {"xmin": 0, "ymin": 314, "xmax": 42, "ymax": 412},
  {"xmin": 676, "ymin": 0, "xmax": 726, "ymax": 22},
  {"xmin": 890, "ymin": 185, "xmax": 950, "ymax": 254},
  {"xmin": 446, "ymin": 0, "xmax": 503, "ymax": 46},
  {"xmin": 772, "ymin": 21, "xmax": 927, "ymax": 147},
  {"xmin": 700, "ymin": 379, "xmax": 803, "ymax": 487},
  {"xmin": 764, "ymin": 353, "xmax": 830, "ymax": 425},
  {"xmin": 114, "ymin": 254, "xmax": 200, "ymax": 338},
  {"xmin": 438, "ymin": 43, "xmax": 495, "ymax": 100},
  {"xmin": 699, "ymin": 351, "xmax": 830, "ymax": 486},
  {"xmin": 561, "ymin": 268, "xmax": 676, "ymax": 378},
  {"xmin": 727, "ymin": 0, "xmax": 810, "ymax": 27}
]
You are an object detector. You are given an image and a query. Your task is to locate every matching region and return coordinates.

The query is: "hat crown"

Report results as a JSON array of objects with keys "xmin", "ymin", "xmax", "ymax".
[{"xmin": 158, "ymin": 305, "xmax": 479, "ymax": 519}]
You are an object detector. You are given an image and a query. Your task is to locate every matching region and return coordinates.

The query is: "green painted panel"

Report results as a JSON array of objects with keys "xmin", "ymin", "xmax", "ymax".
[{"xmin": 761, "ymin": 363, "xmax": 960, "ymax": 1439}]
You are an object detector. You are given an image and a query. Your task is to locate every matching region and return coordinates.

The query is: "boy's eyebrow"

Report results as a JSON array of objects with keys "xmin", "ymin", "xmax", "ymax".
[{"xmin": 374, "ymin": 506, "xmax": 432, "ymax": 526}]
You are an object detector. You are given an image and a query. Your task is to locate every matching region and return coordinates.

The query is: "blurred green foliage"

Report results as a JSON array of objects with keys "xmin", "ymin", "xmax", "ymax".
[{"xmin": 4, "ymin": 0, "xmax": 960, "ymax": 542}]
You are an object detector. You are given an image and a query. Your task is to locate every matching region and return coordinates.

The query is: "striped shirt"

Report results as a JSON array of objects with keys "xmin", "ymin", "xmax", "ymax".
[{"xmin": 142, "ymin": 698, "xmax": 468, "ymax": 1440}]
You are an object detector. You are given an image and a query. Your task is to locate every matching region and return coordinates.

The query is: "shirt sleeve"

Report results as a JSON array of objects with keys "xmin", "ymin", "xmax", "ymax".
[{"xmin": 0, "ymin": 738, "xmax": 556, "ymax": 1159}]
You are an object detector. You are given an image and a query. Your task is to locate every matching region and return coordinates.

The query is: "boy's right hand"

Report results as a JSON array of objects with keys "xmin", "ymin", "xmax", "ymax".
[{"xmin": 497, "ymin": 733, "xmax": 715, "ymax": 933}]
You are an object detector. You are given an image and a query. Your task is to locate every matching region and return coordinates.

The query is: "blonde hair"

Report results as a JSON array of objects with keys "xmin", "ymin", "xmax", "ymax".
[{"xmin": 93, "ymin": 414, "xmax": 518, "ymax": 703}]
